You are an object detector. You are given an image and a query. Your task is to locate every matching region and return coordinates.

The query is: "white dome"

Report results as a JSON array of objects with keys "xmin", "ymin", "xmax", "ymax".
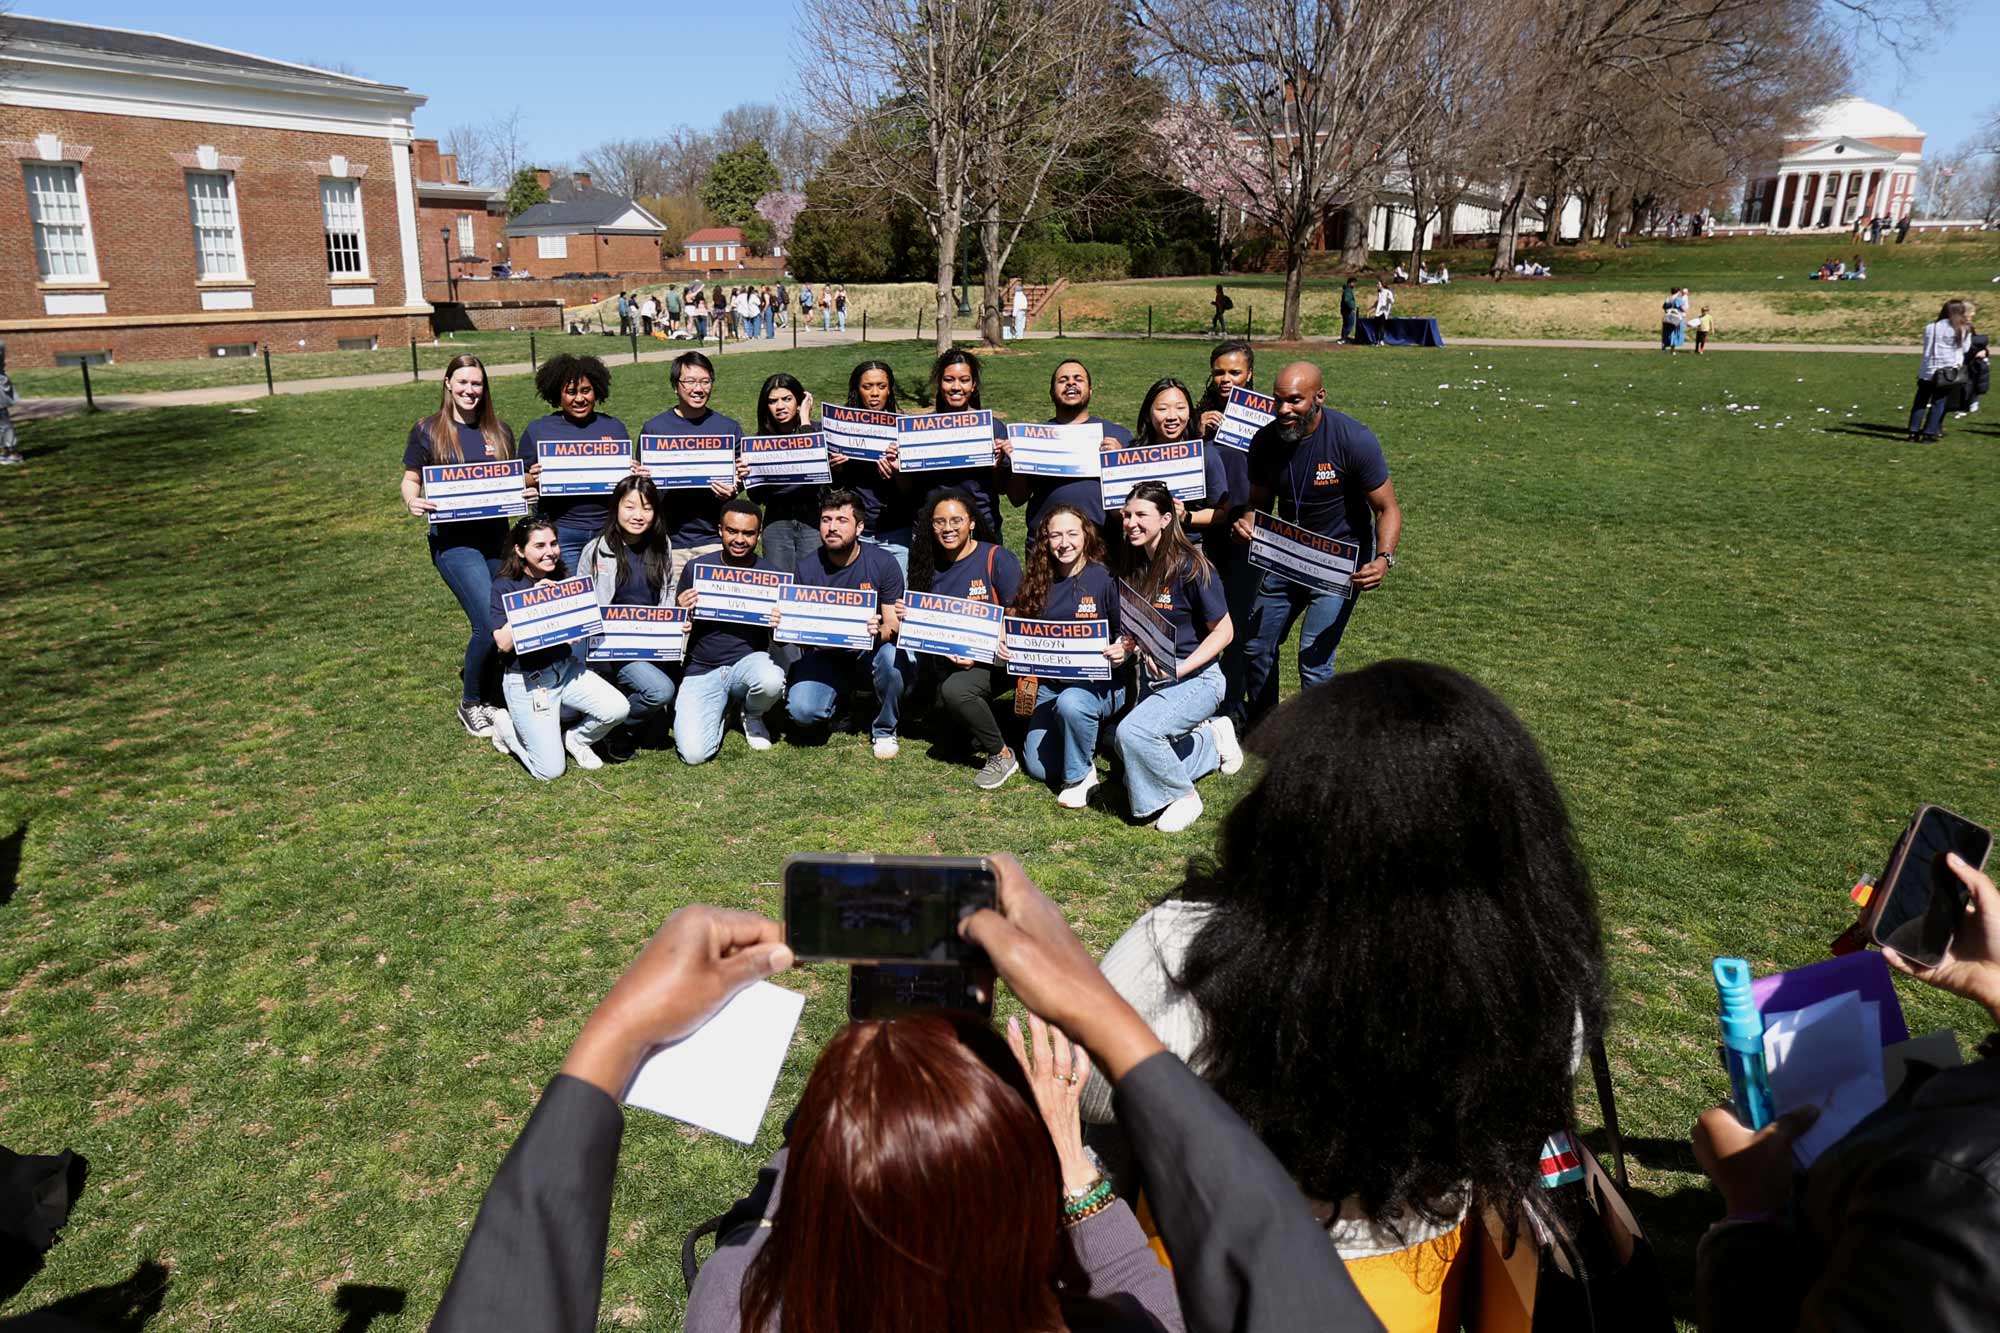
[{"xmin": 1801, "ymin": 97, "xmax": 1923, "ymax": 143}]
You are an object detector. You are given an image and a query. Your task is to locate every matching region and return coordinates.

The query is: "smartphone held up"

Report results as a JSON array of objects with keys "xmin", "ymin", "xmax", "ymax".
[
  {"xmin": 1866, "ymin": 805, "xmax": 1994, "ymax": 968},
  {"xmin": 782, "ymin": 853, "xmax": 999, "ymax": 1022}
]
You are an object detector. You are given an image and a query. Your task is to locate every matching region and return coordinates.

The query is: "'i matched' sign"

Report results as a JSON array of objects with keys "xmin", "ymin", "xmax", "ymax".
[
  {"xmin": 536, "ymin": 438, "xmax": 633, "ymax": 495},
  {"xmin": 774, "ymin": 585, "xmax": 876, "ymax": 650},
  {"xmin": 1100, "ymin": 440, "xmax": 1206, "ymax": 510},
  {"xmin": 423, "ymin": 459, "xmax": 528, "ymax": 524},
  {"xmin": 589, "ymin": 605, "xmax": 690, "ymax": 662},
  {"xmin": 502, "ymin": 576, "xmax": 602, "ymax": 654}
]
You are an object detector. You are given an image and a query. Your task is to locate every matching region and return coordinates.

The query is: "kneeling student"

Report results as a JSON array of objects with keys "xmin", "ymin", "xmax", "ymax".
[
  {"xmin": 579, "ymin": 476, "xmax": 676, "ymax": 762},
  {"xmin": 1006, "ymin": 504, "xmax": 1127, "ymax": 806},
  {"xmin": 489, "ymin": 517, "xmax": 631, "ymax": 780},
  {"xmin": 785, "ymin": 489, "xmax": 909, "ymax": 758},
  {"xmin": 907, "ymin": 486, "xmax": 1024, "ymax": 788},
  {"xmin": 674, "ymin": 499, "xmax": 787, "ymax": 764}
]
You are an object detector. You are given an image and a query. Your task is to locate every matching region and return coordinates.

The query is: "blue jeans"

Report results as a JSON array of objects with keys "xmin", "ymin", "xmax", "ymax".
[
  {"xmin": 761, "ymin": 518, "xmax": 817, "ymax": 575},
  {"xmin": 432, "ymin": 543, "xmax": 503, "ymax": 704},
  {"xmin": 1239, "ymin": 571, "xmax": 1357, "ymax": 726},
  {"xmin": 1023, "ymin": 684, "xmax": 1126, "ymax": 788},
  {"xmin": 610, "ymin": 660, "xmax": 676, "ymax": 723},
  {"xmin": 865, "ymin": 527, "xmax": 912, "ymax": 577},
  {"xmin": 1115, "ymin": 665, "xmax": 1224, "ymax": 818},
  {"xmin": 1211, "ymin": 542, "xmax": 1261, "ymax": 724},
  {"xmin": 821, "ymin": 306, "xmax": 832, "ymax": 331},
  {"xmin": 763, "ymin": 310, "xmax": 776, "ymax": 339},
  {"xmin": 1909, "ymin": 376, "xmax": 1953, "ymax": 437},
  {"xmin": 836, "ymin": 309, "xmax": 847, "ymax": 332},
  {"xmin": 695, "ymin": 315, "xmax": 708, "ymax": 339},
  {"xmin": 674, "ymin": 653, "xmax": 787, "ymax": 764},
  {"xmin": 786, "ymin": 643, "xmax": 907, "ymax": 740},
  {"xmin": 498, "ymin": 653, "xmax": 631, "ymax": 780},
  {"xmin": 556, "ymin": 524, "xmax": 593, "ymax": 579}
]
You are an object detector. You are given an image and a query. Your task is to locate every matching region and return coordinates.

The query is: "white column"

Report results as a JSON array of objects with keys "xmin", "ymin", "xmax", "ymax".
[
  {"xmin": 1869, "ymin": 169, "xmax": 1887, "ymax": 218},
  {"xmin": 1830, "ymin": 170, "xmax": 1849, "ymax": 226},
  {"xmin": 1786, "ymin": 171, "xmax": 1808, "ymax": 230},
  {"xmin": 1775, "ymin": 172, "xmax": 1794, "ymax": 229}
]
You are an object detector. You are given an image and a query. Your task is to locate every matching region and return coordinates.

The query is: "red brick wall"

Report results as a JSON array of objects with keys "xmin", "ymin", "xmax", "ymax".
[
  {"xmin": 423, "ymin": 272, "xmax": 705, "ymax": 306},
  {"xmin": 417, "ymin": 201, "xmax": 509, "ymax": 279},
  {"xmin": 512, "ymin": 232, "xmax": 663, "ymax": 274},
  {"xmin": 10, "ymin": 312, "xmax": 429, "ymax": 368},
  {"xmin": 0, "ymin": 107, "xmax": 413, "ymax": 320}
]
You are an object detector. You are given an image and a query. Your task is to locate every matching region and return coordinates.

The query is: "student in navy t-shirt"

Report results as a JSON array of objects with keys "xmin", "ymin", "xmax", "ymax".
[
  {"xmin": 398, "ymin": 354, "xmax": 530, "ymax": 742},
  {"xmin": 905, "ymin": 487, "xmax": 1024, "ymax": 789},
  {"xmin": 828, "ymin": 360, "xmax": 918, "ymax": 575},
  {"xmin": 1004, "ymin": 502, "xmax": 1129, "ymax": 807},
  {"xmin": 1231, "ymin": 360, "xmax": 1402, "ymax": 727},
  {"xmin": 1111, "ymin": 481, "xmax": 1240, "ymax": 834},
  {"xmin": 1002, "ymin": 358, "xmax": 1132, "ymax": 535},
  {"xmin": 486, "ymin": 516, "xmax": 631, "ymax": 781},
  {"xmin": 1112, "ymin": 376, "xmax": 1230, "ymax": 546},
  {"xmin": 641, "ymin": 352, "xmax": 744, "ymax": 590},
  {"xmin": 577, "ymin": 476, "xmax": 676, "ymax": 763},
  {"xmin": 1194, "ymin": 342, "xmax": 1261, "ymax": 727},
  {"xmin": 744, "ymin": 371, "xmax": 824, "ymax": 576},
  {"xmin": 519, "ymin": 354, "xmax": 638, "ymax": 576},
  {"xmin": 784, "ymin": 489, "xmax": 910, "ymax": 758},
  {"xmin": 905, "ymin": 348, "xmax": 1007, "ymax": 540},
  {"xmin": 673, "ymin": 498, "xmax": 788, "ymax": 765}
]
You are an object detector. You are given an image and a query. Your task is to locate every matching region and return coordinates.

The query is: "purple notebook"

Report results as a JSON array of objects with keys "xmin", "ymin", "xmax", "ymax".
[{"xmin": 1751, "ymin": 951, "xmax": 1910, "ymax": 1047}]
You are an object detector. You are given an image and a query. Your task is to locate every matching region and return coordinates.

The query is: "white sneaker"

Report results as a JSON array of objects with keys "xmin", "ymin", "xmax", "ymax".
[
  {"xmin": 564, "ymin": 728, "xmax": 604, "ymax": 771},
  {"xmin": 1057, "ymin": 769, "xmax": 1101, "ymax": 809},
  {"xmin": 489, "ymin": 708, "xmax": 518, "ymax": 757},
  {"xmin": 1154, "ymin": 790, "xmax": 1205, "ymax": 833},
  {"xmin": 873, "ymin": 736, "xmax": 900, "ymax": 760},
  {"xmin": 742, "ymin": 709, "xmax": 774, "ymax": 751},
  {"xmin": 1206, "ymin": 716, "xmax": 1244, "ymax": 775}
]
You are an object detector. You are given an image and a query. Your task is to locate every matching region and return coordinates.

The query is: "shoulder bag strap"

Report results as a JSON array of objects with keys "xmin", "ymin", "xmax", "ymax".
[{"xmin": 1587, "ymin": 1034, "xmax": 1628, "ymax": 1190}]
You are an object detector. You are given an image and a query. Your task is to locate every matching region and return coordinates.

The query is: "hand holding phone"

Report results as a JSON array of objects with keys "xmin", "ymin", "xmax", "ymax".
[
  {"xmin": 1883, "ymin": 850, "xmax": 2000, "ymax": 1022},
  {"xmin": 783, "ymin": 853, "xmax": 997, "ymax": 965},
  {"xmin": 1868, "ymin": 804, "xmax": 1993, "ymax": 967}
]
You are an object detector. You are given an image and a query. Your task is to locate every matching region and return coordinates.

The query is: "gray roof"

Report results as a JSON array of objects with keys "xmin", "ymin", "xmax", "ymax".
[
  {"xmin": 507, "ymin": 177, "xmax": 661, "ymax": 234},
  {"xmin": 4, "ymin": 15, "xmax": 411, "ymax": 91}
]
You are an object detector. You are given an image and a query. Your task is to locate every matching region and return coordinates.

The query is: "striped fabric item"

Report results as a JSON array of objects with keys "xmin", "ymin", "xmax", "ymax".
[{"xmin": 1538, "ymin": 1130, "xmax": 1586, "ymax": 1188}]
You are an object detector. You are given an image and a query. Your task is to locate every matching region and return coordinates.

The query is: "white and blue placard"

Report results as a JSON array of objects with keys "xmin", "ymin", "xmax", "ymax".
[
  {"xmin": 639, "ymin": 433, "xmax": 738, "ymax": 489},
  {"xmin": 820, "ymin": 403, "xmax": 898, "ymax": 462},
  {"xmin": 423, "ymin": 459, "xmax": 529, "ymax": 525},
  {"xmin": 1247, "ymin": 512, "xmax": 1359, "ymax": 599},
  {"xmin": 588, "ymin": 605, "xmax": 690, "ymax": 662},
  {"xmin": 690, "ymin": 564, "xmax": 793, "ymax": 625},
  {"xmin": 1100, "ymin": 439, "xmax": 1206, "ymax": 510},
  {"xmin": 897, "ymin": 591, "xmax": 1004, "ymax": 663},
  {"xmin": 1116, "ymin": 580, "xmax": 1180, "ymax": 678},
  {"xmin": 741, "ymin": 432, "xmax": 832, "ymax": 488},
  {"xmin": 501, "ymin": 576, "xmax": 603, "ymax": 654},
  {"xmin": 1214, "ymin": 386, "xmax": 1276, "ymax": 453},
  {"xmin": 535, "ymin": 438, "xmax": 633, "ymax": 495},
  {"xmin": 1006, "ymin": 421, "xmax": 1102, "ymax": 479},
  {"xmin": 896, "ymin": 410, "xmax": 996, "ymax": 472},
  {"xmin": 774, "ymin": 584, "xmax": 877, "ymax": 650},
  {"xmin": 1003, "ymin": 618, "xmax": 1111, "ymax": 682}
]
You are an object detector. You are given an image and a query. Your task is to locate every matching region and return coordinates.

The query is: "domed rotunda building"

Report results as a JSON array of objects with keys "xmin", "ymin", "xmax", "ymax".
[{"xmin": 1740, "ymin": 97, "xmax": 1924, "ymax": 230}]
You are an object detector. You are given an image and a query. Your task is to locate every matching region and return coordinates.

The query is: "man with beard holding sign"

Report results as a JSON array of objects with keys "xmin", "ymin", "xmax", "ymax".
[{"xmin": 1228, "ymin": 362, "xmax": 1401, "ymax": 726}]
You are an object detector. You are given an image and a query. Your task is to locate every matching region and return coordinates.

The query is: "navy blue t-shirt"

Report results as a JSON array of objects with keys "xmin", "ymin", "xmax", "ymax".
[
  {"xmin": 835, "ymin": 458, "xmax": 912, "ymax": 537},
  {"xmin": 642, "ymin": 406, "xmax": 743, "ymax": 547},
  {"xmin": 1246, "ymin": 408, "xmax": 1390, "ymax": 560},
  {"xmin": 915, "ymin": 415, "xmax": 1008, "ymax": 540},
  {"xmin": 1035, "ymin": 562, "xmax": 1120, "ymax": 634},
  {"xmin": 610, "ymin": 550, "xmax": 663, "ymax": 607},
  {"xmin": 745, "ymin": 421, "xmax": 824, "ymax": 516},
  {"xmin": 490, "ymin": 573, "xmax": 573, "ymax": 674},
  {"xmin": 406, "ymin": 419, "xmax": 515, "ymax": 556},
  {"xmin": 928, "ymin": 540, "xmax": 1022, "ymax": 606},
  {"xmin": 794, "ymin": 542, "xmax": 905, "ymax": 656},
  {"xmin": 1185, "ymin": 445, "xmax": 1233, "ymax": 549},
  {"xmin": 522, "ymin": 412, "xmax": 631, "ymax": 536},
  {"xmin": 1141, "ymin": 560, "xmax": 1230, "ymax": 660},
  {"xmin": 1023, "ymin": 415, "xmax": 1132, "ymax": 535},
  {"xmin": 678, "ymin": 551, "xmax": 778, "ymax": 677}
]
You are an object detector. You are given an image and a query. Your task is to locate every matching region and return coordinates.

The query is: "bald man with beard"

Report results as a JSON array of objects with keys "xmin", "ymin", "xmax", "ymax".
[{"xmin": 1227, "ymin": 362, "xmax": 1402, "ymax": 725}]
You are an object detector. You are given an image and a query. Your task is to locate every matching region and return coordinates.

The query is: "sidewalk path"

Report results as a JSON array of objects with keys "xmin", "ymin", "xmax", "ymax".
[{"xmin": 16, "ymin": 327, "xmax": 1915, "ymax": 421}]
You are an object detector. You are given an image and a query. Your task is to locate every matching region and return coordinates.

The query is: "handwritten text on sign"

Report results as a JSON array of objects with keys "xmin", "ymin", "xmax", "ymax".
[
  {"xmin": 774, "ymin": 585, "xmax": 877, "ymax": 651},
  {"xmin": 639, "ymin": 433, "xmax": 737, "ymax": 489},
  {"xmin": 1116, "ymin": 580, "xmax": 1179, "ymax": 679},
  {"xmin": 1100, "ymin": 440, "xmax": 1206, "ymax": 510},
  {"xmin": 589, "ymin": 605, "xmax": 691, "ymax": 662},
  {"xmin": 536, "ymin": 438, "xmax": 633, "ymax": 495},
  {"xmin": 1247, "ymin": 511, "xmax": 1359, "ymax": 599},
  {"xmin": 896, "ymin": 410, "xmax": 996, "ymax": 472},
  {"xmin": 820, "ymin": 403, "xmax": 898, "ymax": 463},
  {"xmin": 690, "ymin": 564, "xmax": 793, "ymax": 625},
  {"xmin": 424, "ymin": 459, "xmax": 528, "ymax": 524},
  {"xmin": 741, "ymin": 432, "xmax": 832, "ymax": 488},
  {"xmin": 502, "ymin": 576, "xmax": 603, "ymax": 654},
  {"xmin": 1213, "ymin": 386, "xmax": 1276, "ymax": 453},
  {"xmin": 898, "ymin": 591, "xmax": 1004, "ymax": 662},
  {"xmin": 1003, "ymin": 617, "xmax": 1112, "ymax": 682},
  {"xmin": 1007, "ymin": 421, "xmax": 1102, "ymax": 479}
]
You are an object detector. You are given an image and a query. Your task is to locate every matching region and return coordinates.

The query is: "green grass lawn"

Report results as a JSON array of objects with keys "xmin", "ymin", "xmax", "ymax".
[{"xmin": 2, "ymin": 338, "xmax": 1997, "ymax": 1330}]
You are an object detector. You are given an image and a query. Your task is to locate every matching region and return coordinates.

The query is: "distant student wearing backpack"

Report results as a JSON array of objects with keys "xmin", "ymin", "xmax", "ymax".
[{"xmin": 1210, "ymin": 284, "xmax": 1233, "ymax": 335}]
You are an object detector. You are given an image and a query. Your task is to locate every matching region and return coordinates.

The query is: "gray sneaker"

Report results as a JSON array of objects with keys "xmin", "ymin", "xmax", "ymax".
[
  {"xmin": 458, "ymin": 700, "xmax": 496, "ymax": 738},
  {"xmin": 974, "ymin": 749, "xmax": 1019, "ymax": 790}
]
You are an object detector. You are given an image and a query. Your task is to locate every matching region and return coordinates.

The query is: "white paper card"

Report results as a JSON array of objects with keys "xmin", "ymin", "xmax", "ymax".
[
  {"xmin": 622, "ymin": 981, "xmax": 805, "ymax": 1144},
  {"xmin": 1762, "ymin": 991, "xmax": 1887, "ymax": 1167}
]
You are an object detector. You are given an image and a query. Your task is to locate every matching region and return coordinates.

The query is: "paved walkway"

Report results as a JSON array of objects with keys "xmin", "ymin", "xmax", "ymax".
[{"xmin": 16, "ymin": 326, "xmax": 1914, "ymax": 421}]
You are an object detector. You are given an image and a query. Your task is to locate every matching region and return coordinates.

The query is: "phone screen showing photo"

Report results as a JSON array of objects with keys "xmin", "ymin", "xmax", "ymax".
[{"xmin": 785, "ymin": 858, "xmax": 996, "ymax": 964}]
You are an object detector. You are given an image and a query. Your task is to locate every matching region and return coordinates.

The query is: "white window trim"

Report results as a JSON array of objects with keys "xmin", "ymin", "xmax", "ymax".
[
  {"xmin": 186, "ymin": 171, "xmax": 248, "ymax": 282},
  {"xmin": 320, "ymin": 177, "xmax": 371, "ymax": 280},
  {"xmin": 457, "ymin": 213, "xmax": 475, "ymax": 255},
  {"xmin": 537, "ymin": 233, "xmax": 568, "ymax": 260},
  {"xmin": 24, "ymin": 162, "xmax": 101, "ymax": 282}
]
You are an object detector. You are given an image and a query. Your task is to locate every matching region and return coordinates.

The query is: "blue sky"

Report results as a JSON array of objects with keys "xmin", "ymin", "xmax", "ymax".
[{"xmin": 20, "ymin": 2, "xmax": 1998, "ymax": 175}]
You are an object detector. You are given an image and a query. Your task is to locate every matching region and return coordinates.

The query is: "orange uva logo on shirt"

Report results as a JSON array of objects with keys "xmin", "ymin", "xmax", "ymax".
[
  {"xmin": 1075, "ymin": 597, "xmax": 1098, "ymax": 617},
  {"xmin": 1313, "ymin": 462, "xmax": 1341, "ymax": 487}
]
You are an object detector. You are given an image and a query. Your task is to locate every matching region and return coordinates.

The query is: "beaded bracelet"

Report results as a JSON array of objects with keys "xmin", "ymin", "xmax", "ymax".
[
  {"xmin": 1063, "ymin": 1190, "xmax": 1117, "ymax": 1227},
  {"xmin": 1063, "ymin": 1178, "xmax": 1114, "ymax": 1218}
]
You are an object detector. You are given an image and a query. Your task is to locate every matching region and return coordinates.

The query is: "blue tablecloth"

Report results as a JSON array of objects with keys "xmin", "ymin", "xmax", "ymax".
[{"xmin": 1356, "ymin": 317, "xmax": 1444, "ymax": 347}]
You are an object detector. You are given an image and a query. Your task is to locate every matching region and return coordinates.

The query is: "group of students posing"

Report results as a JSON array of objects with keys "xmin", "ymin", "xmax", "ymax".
[{"xmin": 398, "ymin": 341, "xmax": 1401, "ymax": 833}]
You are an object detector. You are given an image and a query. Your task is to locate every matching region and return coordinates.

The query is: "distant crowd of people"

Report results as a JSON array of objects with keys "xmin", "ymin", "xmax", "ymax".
[{"xmin": 614, "ymin": 283, "xmax": 851, "ymax": 342}]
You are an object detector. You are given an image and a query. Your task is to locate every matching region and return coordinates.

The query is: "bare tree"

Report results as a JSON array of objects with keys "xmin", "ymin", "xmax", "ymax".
[
  {"xmin": 441, "ymin": 122, "xmax": 492, "ymax": 185},
  {"xmin": 1387, "ymin": 0, "xmax": 1494, "ymax": 281},
  {"xmin": 1915, "ymin": 147, "xmax": 1972, "ymax": 220},
  {"xmin": 483, "ymin": 106, "xmax": 531, "ymax": 187},
  {"xmin": 1129, "ymin": 0, "xmax": 1440, "ymax": 341},
  {"xmin": 659, "ymin": 126, "xmax": 718, "ymax": 199},
  {"xmin": 717, "ymin": 104, "xmax": 822, "ymax": 189},
  {"xmin": 580, "ymin": 138, "xmax": 675, "ymax": 200}
]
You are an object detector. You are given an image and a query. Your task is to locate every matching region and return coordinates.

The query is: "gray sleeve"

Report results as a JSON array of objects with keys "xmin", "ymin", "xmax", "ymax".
[{"xmin": 1063, "ymin": 1200, "xmax": 1183, "ymax": 1332}]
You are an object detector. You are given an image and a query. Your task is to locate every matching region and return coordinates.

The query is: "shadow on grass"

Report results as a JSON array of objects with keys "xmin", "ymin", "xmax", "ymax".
[
  {"xmin": 0, "ymin": 825, "xmax": 22, "ymax": 907},
  {"xmin": 329, "ymin": 1283, "xmax": 405, "ymax": 1332},
  {"xmin": 0, "ymin": 1258, "xmax": 167, "ymax": 1333},
  {"xmin": 1586, "ymin": 1132, "xmax": 1716, "ymax": 1325},
  {"xmin": 1823, "ymin": 421, "xmax": 1910, "ymax": 440}
]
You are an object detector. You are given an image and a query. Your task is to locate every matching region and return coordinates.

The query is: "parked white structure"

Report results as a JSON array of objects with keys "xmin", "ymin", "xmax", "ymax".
[{"xmin": 1740, "ymin": 98, "xmax": 1924, "ymax": 231}]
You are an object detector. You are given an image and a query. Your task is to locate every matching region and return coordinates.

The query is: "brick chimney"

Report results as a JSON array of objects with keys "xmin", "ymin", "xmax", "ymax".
[
  {"xmin": 534, "ymin": 167, "xmax": 552, "ymax": 190},
  {"xmin": 573, "ymin": 171, "xmax": 592, "ymax": 190},
  {"xmin": 412, "ymin": 137, "xmax": 442, "ymax": 182},
  {"xmin": 438, "ymin": 151, "xmax": 459, "ymax": 184}
]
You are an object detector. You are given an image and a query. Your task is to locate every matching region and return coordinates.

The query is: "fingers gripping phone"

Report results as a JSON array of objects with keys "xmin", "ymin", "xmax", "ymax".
[
  {"xmin": 782, "ymin": 853, "xmax": 997, "ymax": 965},
  {"xmin": 1867, "ymin": 805, "xmax": 1994, "ymax": 967}
]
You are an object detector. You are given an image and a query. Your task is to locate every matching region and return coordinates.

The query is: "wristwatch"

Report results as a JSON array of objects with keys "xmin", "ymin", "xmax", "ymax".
[{"xmin": 1378, "ymin": 551, "xmax": 1397, "ymax": 569}]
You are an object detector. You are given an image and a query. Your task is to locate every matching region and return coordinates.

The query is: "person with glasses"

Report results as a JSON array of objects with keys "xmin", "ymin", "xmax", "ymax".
[
  {"xmin": 906, "ymin": 487, "xmax": 1023, "ymax": 789},
  {"xmin": 643, "ymin": 352, "xmax": 747, "ymax": 589}
]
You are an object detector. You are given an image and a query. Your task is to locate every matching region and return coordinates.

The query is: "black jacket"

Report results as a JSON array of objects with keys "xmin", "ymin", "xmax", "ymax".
[
  {"xmin": 431, "ymin": 1055, "xmax": 1384, "ymax": 1333},
  {"xmin": 1696, "ymin": 1053, "xmax": 2000, "ymax": 1332}
]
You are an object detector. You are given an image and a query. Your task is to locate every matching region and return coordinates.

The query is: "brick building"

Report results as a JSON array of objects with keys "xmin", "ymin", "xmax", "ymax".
[
  {"xmin": 681, "ymin": 226, "xmax": 746, "ymax": 265},
  {"xmin": 505, "ymin": 171, "xmax": 665, "ymax": 276},
  {"xmin": 0, "ymin": 17, "xmax": 431, "ymax": 368},
  {"xmin": 413, "ymin": 138, "xmax": 506, "ymax": 285}
]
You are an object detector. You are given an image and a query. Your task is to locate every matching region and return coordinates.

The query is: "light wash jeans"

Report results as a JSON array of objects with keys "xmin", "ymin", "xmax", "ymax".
[
  {"xmin": 498, "ymin": 652, "xmax": 631, "ymax": 780},
  {"xmin": 836, "ymin": 309, "xmax": 847, "ymax": 332},
  {"xmin": 555, "ymin": 524, "xmax": 594, "ymax": 580},
  {"xmin": 1115, "ymin": 663, "xmax": 1223, "ymax": 818},
  {"xmin": 864, "ymin": 527, "xmax": 912, "ymax": 578},
  {"xmin": 675, "ymin": 653, "xmax": 787, "ymax": 764},
  {"xmin": 786, "ymin": 643, "xmax": 907, "ymax": 740},
  {"xmin": 1238, "ymin": 570, "xmax": 1357, "ymax": 726},
  {"xmin": 610, "ymin": 660, "xmax": 676, "ymax": 723},
  {"xmin": 760, "ymin": 518, "xmax": 817, "ymax": 576},
  {"xmin": 821, "ymin": 306, "xmax": 832, "ymax": 332},
  {"xmin": 1022, "ymin": 684, "xmax": 1127, "ymax": 789},
  {"xmin": 1211, "ymin": 542, "xmax": 1261, "ymax": 725}
]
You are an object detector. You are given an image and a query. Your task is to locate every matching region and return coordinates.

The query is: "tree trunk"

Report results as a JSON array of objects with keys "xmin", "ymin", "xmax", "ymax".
[
  {"xmin": 934, "ymin": 212, "xmax": 960, "ymax": 355},
  {"xmin": 1579, "ymin": 189, "xmax": 1602, "ymax": 243},
  {"xmin": 1339, "ymin": 199, "xmax": 1371, "ymax": 270},
  {"xmin": 1490, "ymin": 180, "xmax": 1528, "ymax": 274},
  {"xmin": 979, "ymin": 192, "xmax": 1005, "ymax": 348},
  {"xmin": 1281, "ymin": 246, "xmax": 1305, "ymax": 341},
  {"xmin": 1407, "ymin": 206, "xmax": 1433, "ymax": 287}
]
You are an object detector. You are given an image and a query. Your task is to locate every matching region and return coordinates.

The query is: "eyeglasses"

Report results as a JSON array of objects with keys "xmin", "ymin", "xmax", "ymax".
[
  {"xmin": 679, "ymin": 377, "xmax": 713, "ymax": 389},
  {"xmin": 931, "ymin": 516, "xmax": 970, "ymax": 530}
]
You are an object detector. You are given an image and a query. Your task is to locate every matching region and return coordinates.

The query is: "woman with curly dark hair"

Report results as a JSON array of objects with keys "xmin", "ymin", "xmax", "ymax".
[
  {"xmin": 829, "ymin": 359, "xmax": 917, "ymax": 574},
  {"xmin": 906, "ymin": 486, "xmax": 1022, "ymax": 788},
  {"xmin": 521, "ymin": 353, "xmax": 637, "ymax": 572},
  {"xmin": 1082, "ymin": 659, "xmax": 1608, "ymax": 1330},
  {"xmin": 911, "ymin": 348, "xmax": 1008, "ymax": 540}
]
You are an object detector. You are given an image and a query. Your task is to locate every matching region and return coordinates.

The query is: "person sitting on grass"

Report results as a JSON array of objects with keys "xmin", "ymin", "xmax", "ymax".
[
  {"xmin": 487, "ymin": 516, "xmax": 631, "ymax": 780},
  {"xmin": 783, "ymin": 488, "xmax": 909, "ymax": 759},
  {"xmin": 673, "ymin": 499, "xmax": 787, "ymax": 765},
  {"xmin": 906, "ymin": 486, "xmax": 1023, "ymax": 789},
  {"xmin": 430, "ymin": 857, "xmax": 1388, "ymax": 1333},
  {"xmin": 1082, "ymin": 660, "xmax": 1608, "ymax": 1332},
  {"xmin": 578, "ymin": 476, "xmax": 676, "ymax": 763}
]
